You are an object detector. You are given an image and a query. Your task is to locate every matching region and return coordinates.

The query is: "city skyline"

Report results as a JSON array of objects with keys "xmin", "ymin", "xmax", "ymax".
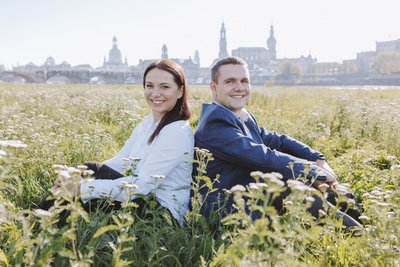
[{"xmin": 0, "ymin": 0, "xmax": 399, "ymax": 69}]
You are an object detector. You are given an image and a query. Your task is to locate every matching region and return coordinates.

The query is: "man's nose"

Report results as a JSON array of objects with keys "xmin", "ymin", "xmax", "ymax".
[{"xmin": 234, "ymin": 81, "xmax": 246, "ymax": 90}]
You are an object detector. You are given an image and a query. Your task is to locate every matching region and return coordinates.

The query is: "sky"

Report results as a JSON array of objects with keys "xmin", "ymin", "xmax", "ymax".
[{"xmin": 0, "ymin": 0, "xmax": 399, "ymax": 69}]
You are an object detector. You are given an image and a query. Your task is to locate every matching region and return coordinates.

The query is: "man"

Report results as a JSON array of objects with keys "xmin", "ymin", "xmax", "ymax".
[{"xmin": 194, "ymin": 56, "xmax": 361, "ymax": 226}]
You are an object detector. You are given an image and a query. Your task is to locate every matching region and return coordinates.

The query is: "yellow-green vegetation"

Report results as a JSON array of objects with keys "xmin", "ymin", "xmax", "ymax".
[{"xmin": 0, "ymin": 84, "xmax": 399, "ymax": 266}]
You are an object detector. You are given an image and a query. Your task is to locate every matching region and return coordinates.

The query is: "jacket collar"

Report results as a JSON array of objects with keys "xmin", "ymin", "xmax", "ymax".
[{"xmin": 212, "ymin": 101, "xmax": 249, "ymax": 123}]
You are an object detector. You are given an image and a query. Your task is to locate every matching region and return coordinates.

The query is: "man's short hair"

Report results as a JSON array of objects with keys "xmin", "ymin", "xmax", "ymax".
[{"xmin": 211, "ymin": 56, "xmax": 248, "ymax": 82}]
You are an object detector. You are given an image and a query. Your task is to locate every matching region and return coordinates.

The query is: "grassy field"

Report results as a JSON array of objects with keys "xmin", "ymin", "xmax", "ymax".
[{"xmin": 0, "ymin": 83, "xmax": 399, "ymax": 266}]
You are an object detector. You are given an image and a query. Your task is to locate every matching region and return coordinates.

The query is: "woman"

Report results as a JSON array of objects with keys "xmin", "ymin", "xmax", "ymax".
[{"xmin": 40, "ymin": 59, "xmax": 193, "ymax": 225}]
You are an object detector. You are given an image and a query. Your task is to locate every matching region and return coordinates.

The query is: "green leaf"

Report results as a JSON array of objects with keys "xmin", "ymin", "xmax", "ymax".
[
  {"xmin": 93, "ymin": 225, "xmax": 120, "ymax": 238},
  {"xmin": 0, "ymin": 249, "xmax": 8, "ymax": 267}
]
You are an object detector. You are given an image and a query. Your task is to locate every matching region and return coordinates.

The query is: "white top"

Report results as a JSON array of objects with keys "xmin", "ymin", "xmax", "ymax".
[{"xmin": 80, "ymin": 115, "xmax": 194, "ymax": 224}]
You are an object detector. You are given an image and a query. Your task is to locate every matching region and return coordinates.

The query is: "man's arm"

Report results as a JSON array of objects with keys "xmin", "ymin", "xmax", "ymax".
[
  {"xmin": 258, "ymin": 126, "xmax": 322, "ymax": 162},
  {"xmin": 259, "ymin": 124, "xmax": 337, "ymax": 187},
  {"xmin": 197, "ymin": 114, "xmax": 327, "ymax": 181}
]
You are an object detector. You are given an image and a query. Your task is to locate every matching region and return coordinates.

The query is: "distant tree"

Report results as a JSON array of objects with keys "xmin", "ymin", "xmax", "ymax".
[
  {"xmin": 372, "ymin": 52, "xmax": 400, "ymax": 74},
  {"xmin": 0, "ymin": 64, "xmax": 5, "ymax": 73},
  {"xmin": 276, "ymin": 61, "xmax": 301, "ymax": 84}
]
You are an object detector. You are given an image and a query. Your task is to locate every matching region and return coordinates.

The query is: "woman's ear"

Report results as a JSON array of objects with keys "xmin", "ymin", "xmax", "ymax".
[{"xmin": 178, "ymin": 86, "xmax": 184, "ymax": 99}]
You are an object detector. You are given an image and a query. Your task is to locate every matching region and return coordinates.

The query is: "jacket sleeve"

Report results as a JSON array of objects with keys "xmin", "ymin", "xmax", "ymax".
[
  {"xmin": 258, "ymin": 127, "xmax": 322, "ymax": 161},
  {"xmin": 198, "ymin": 113, "xmax": 320, "ymax": 180}
]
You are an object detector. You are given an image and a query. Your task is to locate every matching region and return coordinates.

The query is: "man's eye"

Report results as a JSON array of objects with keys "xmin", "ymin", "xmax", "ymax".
[{"xmin": 146, "ymin": 84, "xmax": 153, "ymax": 88}]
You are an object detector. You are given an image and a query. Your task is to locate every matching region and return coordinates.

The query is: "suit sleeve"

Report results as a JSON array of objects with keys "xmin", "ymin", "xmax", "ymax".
[
  {"xmin": 258, "ymin": 127, "xmax": 322, "ymax": 161},
  {"xmin": 199, "ymin": 114, "xmax": 320, "ymax": 180}
]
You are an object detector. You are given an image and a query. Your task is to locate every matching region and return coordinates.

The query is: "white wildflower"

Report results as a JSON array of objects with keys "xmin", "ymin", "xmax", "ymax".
[
  {"xmin": 362, "ymin": 193, "xmax": 372, "ymax": 198},
  {"xmin": 52, "ymin": 164, "xmax": 66, "ymax": 170},
  {"xmin": 230, "ymin": 185, "xmax": 246, "ymax": 193},
  {"xmin": 82, "ymin": 170, "xmax": 95, "ymax": 176},
  {"xmin": 151, "ymin": 175, "xmax": 165, "ymax": 181},
  {"xmin": 358, "ymin": 215, "xmax": 370, "ymax": 221},
  {"xmin": 347, "ymin": 199, "xmax": 356, "ymax": 205},
  {"xmin": 305, "ymin": 196, "xmax": 315, "ymax": 203},
  {"xmin": 0, "ymin": 140, "xmax": 28, "ymax": 148},
  {"xmin": 34, "ymin": 209, "xmax": 52, "ymax": 217},
  {"xmin": 387, "ymin": 212, "xmax": 395, "ymax": 218},
  {"xmin": 58, "ymin": 171, "xmax": 71, "ymax": 179},
  {"xmin": 76, "ymin": 164, "xmax": 88, "ymax": 170},
  {"xmin": 387, "ymin": 155, "xmax": 396, "ymax": 162},
  {"xmin": 390, "ymin": 165, "xmax": 400, "ymax": 170},
  {"xmin": 269, "ymin": 177, "xmax": 285, "ymax": 187},
  {"xmin": 318, "ymin": 209, "xmax": 327, "ymax": 216},
  {"xmin": 284, "ymin": 201, "xmax": 293, "ymax": 206},
  {"xmin": 121, "ymin": 182, "xmax": 138, "ymax": 190},
  {"xmin": 270, "ymin": 172, "xmax": 283, "ymax": 180},
  {"xmin": 249, "ymin": 183, "xmax": 260, "ymax": 190},
  {"xmin": 376, "ymin": 202, "xmax": 393, "ymax": 207},
  {"xmin": 318, "ymin": 183, "xmax": 330, "ymax": 192},
  {"xmin": 250, "ymin": 171, "xmax": 264, "ymax": 178},
  {"xmin": 370, "ymin": 190, "xmax": 383, "ymax": 196}
]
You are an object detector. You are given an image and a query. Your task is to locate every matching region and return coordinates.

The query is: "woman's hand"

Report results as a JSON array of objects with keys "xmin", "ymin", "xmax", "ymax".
[{"xmin": 52, "ymin": 175, "xmax": 82, "ymax": 197}]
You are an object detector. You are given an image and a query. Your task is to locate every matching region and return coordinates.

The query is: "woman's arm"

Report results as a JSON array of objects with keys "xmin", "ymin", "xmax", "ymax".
[{"xmin": 80, "ymin": 121, "xmax": 193, "ymax": 203}]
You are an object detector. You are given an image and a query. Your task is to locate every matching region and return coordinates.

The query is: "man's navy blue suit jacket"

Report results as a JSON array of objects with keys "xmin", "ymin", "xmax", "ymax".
[{"xmin": 193, "ymin": 102, "xmax": 324, "ymax": 216}]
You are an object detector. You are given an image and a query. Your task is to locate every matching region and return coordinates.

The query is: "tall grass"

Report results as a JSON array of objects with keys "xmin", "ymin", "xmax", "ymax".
[{"xmin": 0, "ymin": 84, "xmax": 399, "ymax": 266}]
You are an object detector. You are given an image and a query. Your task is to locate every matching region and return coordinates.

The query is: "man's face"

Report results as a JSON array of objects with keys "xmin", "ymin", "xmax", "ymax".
[{"xmin": 211, "ymin": 64, "xmax": 251, "ymax": 114}]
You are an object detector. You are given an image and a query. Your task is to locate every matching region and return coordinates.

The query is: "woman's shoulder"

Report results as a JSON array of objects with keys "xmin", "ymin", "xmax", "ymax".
[
  {"xmin": 159, "ymin": 120, "xmax": 193, "ymax": 141},
  {"xmin": 163, "ymin": 120, "xmax": 192, "ymax": 133}
]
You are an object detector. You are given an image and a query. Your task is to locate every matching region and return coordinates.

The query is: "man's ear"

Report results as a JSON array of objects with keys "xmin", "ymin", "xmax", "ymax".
[{"xmin": 210, "ymin": 80, "xmax": 216, "ymax": 92}]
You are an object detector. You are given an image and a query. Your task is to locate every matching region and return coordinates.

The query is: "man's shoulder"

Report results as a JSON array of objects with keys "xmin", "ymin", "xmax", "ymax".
[
  {"xmin": 195, "ymin": 103, "xmax": 244, "ymax": 143},
  {"xmin": 199, "ymin": 103, "xmax": 238, "ymax": 123}
]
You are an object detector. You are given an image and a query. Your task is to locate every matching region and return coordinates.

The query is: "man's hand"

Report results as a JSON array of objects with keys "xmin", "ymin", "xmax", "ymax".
[
  {"xmin": 316, "ymin": 159, "xmax": 336, "ymax": 178},
  {"xmin": 313, "ymin": 160, "xmax": 338, "ymax": 191}
]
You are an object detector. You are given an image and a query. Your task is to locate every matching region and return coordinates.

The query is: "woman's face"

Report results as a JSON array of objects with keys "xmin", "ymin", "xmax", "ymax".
[{"xmin": 144, "ymin": 68, "xmax": 183, "ymax": 122}]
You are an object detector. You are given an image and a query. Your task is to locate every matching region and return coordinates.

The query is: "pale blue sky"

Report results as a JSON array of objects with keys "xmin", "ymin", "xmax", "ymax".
[{"xmin": 0, "ymin": 0, "xmax": 398, "ymax": 69}]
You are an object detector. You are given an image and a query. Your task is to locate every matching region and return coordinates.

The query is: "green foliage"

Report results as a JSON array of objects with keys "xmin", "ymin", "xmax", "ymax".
[{"xmin": 0, "ymin": 84, "xmax": 399, "ymax": 266}]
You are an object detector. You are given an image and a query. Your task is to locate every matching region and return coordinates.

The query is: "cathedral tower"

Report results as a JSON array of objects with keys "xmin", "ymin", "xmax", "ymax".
[
  {"xmin": 162, "ymin": 44, "xmax": 168, "ymax": 59},
  {"xmin": 218, "ymin": 21, "xmax": 228, "ymax": 58},
  {"xmin": 194, "ymin": 50, "xmax": 200, "ymax": 65},
  {"xmin": 267, "ymin": 25, "xmax": 277, "ymax": 60}
]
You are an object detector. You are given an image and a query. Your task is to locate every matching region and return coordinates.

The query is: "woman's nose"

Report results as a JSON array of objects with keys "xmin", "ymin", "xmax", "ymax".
[{"xmin": 151, "ymin": 87, "xmax": 161, "ymax": 96}]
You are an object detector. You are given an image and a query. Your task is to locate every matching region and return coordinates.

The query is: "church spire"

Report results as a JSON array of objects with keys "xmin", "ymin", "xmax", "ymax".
[
  {"xmin": 194, "ymin": 50, "xmax": 200, "ymax": 65},
  {"xmin": 161, "ymin": 44, "xmax": 168, "ymax": 59},
  {"xmin": 267, "ymin": 25, "xmax": 276, "ymax": 60},
  {"xmin": 218, "ymin": 20, "xmax": 228, "ymax": 58}
]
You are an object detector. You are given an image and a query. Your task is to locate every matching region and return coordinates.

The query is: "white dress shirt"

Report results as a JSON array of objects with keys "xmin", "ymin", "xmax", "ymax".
[{"xmin": 80, "ymin": 115, "xmax": 194, "ymax": 224}]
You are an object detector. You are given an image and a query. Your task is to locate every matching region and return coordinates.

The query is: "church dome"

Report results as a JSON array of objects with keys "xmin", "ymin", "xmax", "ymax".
[
  {"xmin": 44, "ymin": 56, "xmax": 55, "ymax": 66},
  {"xmin": 107, "ymin": 36, "xmax": 123, "ymax": 65}
]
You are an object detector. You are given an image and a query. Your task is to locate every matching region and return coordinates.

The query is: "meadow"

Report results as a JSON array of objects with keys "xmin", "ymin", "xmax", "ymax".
[{"xmin": 0, "ymin": 83, "xmax": 399, "ymax": 266}]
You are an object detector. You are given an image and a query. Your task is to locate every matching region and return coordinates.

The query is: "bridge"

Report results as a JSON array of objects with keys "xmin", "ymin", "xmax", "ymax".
[{"xmin": 0, "ymin": 69, "xmax": 141, "ymax": 84}]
